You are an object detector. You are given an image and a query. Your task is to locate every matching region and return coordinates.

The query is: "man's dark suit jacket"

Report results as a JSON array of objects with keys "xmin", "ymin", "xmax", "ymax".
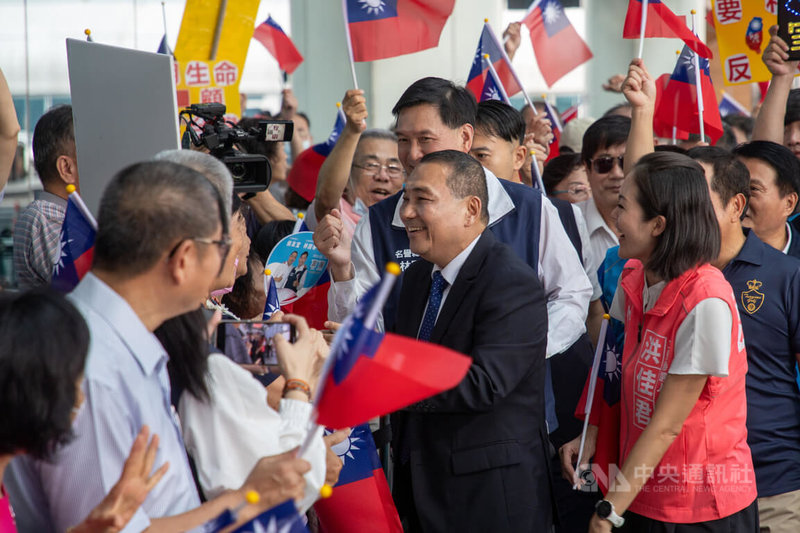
[{"xmin": 391, "ymin": 229, "xmax": 553, "ymax": 533}]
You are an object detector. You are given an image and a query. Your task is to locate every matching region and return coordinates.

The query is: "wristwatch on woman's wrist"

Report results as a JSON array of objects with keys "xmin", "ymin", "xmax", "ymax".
[{"xmin": 595, "ymin": 499, "xmax": 625, "ymax": 528}]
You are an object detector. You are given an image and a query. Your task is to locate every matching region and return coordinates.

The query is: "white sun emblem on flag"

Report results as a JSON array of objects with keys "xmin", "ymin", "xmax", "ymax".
[
  {"xmin": 54, "ymin": 230, "xmax": 71, "ymax": 275},
  {"xmin": 358, "ymin": 0, "xmax": 386, "ymax": 16},
  {"xmin": 249, "ymin": 514, "xmax": 297, "ymax": 533},
  {"xmin": 542, "ymin": 1, "xmax": 563, "ymax": 24},
  {"xmin": 484, "ymin": 86, "xmax": 500, "ymax": 101},
  {"xmin": 329, "ymin": 431, "xmax": 364, "ymax": 465},
  {"xmin": 603, "ymin": 343, "xmax": 622, "ymax": 383}
]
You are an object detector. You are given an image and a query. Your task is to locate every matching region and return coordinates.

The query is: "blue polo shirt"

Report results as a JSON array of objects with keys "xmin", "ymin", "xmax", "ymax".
[{"xmin": 722, "ymin": 229, "xmax": 800, "ymax": 497}]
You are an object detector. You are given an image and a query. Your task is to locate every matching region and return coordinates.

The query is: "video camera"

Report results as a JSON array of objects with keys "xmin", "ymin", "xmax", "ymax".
[{"xmin": 179, "ymin": 103, "xmax": 293, "ymax": 193}]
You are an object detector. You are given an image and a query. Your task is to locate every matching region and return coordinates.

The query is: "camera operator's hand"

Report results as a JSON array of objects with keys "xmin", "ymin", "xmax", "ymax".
[
  {"xmin": 240, "ymin": 450, "xmax": 310, "ymax": 508},
  {"xmin": 342, "ymin": 89, "xmax": 368, "ymax": 135},
  {"xmin": 273, "ymin": 314, "xmax": 327, "ymax": 396},
  {"xmin": 280, "ymin": 88, "xmax": 298, "ymax": 119}
]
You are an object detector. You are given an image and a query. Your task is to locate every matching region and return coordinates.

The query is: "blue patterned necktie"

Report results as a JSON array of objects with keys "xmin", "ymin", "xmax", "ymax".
[{"xmin": 418, "ymin": 271, "xmax": 448, "ymax": 341}]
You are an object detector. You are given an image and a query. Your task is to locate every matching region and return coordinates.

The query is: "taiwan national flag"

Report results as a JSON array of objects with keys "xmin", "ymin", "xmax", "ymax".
[
  {"xmin": 314, "ymin": 277, "xmax": 471, "ymax": 430},
  {"xmin": 345, "ymin": 0, "xmax": 455, "ymax": 62},
  {"xmin": 156, "ymin": 34, "xmax": 171, "ymax": 55},
  {"xmin": 522, "ymin": 0, "xmax": 593, "ymax": 87},
  {"xmin": 262, "ymin": 273, "xmax": 281, "ymax": 320},
  {"xmin": 655, "ymin": 44, "xmax": 724, "ymax": 143},
  {"xmin": 52, "ymin": 188, "xmax": 96, "ymax": 293},
  {"xmin": 314, "ymin": 424, "xmax": 402, "ymax": 533},
  {"xmin": 622, "ymin": 0, "xmax": 713, "ymax": 59},
  {"xmin": 542, "ymin": 99, "xmax": 562, "ymax": 161},
  {"xmin": 718, "ymin": 91, "xmax": 751, "ymax": 117},
  {"xmin": 561, "ymin": 103, "xmax": 579, "ymax": 124},
  {"xmin": 652, "ymin": 73, "xmax": 690, "ymax": 141},
  {"xmin": 286, "ymin": 107, "xmax": 346, "ymax": 204},
  {"xmin": 466, "ymin": 23, "xmax": 521, "ymax": 102},
  {"xmin": 480, "ymin": 64, "xmax": 510, "ymax": 104},
  {"xmin": 575, "ymin": 315, "xmax": 623, "ymax": 495},
  {"xmin": 207, "ymin": 499, "xmax": 308, "ymax": 533},
  {"xmin": 253, "ymin": 16, "xmax": 304, "ymax": 74}
]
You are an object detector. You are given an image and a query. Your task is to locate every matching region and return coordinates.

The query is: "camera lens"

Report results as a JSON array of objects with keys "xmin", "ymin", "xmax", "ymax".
[{"xmin": 230, "ymin": 163, "xmax": 246, "ymax": 181}]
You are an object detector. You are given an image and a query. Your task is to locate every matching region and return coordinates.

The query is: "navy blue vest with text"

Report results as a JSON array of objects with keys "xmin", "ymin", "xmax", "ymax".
[{"xmin": 550, "ymin": 197, "xmax": 583, "ymax": 264}]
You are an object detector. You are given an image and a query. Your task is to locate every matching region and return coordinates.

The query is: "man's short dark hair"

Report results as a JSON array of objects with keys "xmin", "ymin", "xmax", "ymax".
[
  {"xmin": 300, "ymin": 251, "xmax": 309, "ymax": 258},
  {"xmin": 392, "ymin": 77, "xmax": 477, "ymax": 128},
  {"xmin": 93, "ymin": 161, "xmax": 227, "ymax": 277},
  {"xmin": 723, "ymin": 114, "xmax": 754, "ymax": 138},
  {"xmin": 476, "ymin": 101, "xmax": 526, "ymax": 145},
  {"xmin": 733, "ymin": 140, "xmax": 800, "ymax": 199},
  {"xmin": 542, "ymin": 153, "xmax": 583, "ymax": 196},
  {"xmin": 603, "ymin": 102, "xmax": 632, "ymax": 117},
  {"xmin": 0, "ymin": 289, "xmax": 89, "ymax": 460},
  {"xmin": 687, "ymin": 146, "xmax": 750, "ymax": 208},
  {"xmin": 786, "ymin": 88, "xmax": 800, "ymax": 126},
  {"xmin": 32, "ymin": 105, "xmax": 75, "ymax": 186},
  {"xmin": 419, "ymin": 150, "xmax": 488, "ymax": 223},
  {"xmin": 581, "ymin": 115, "xmax": 631, "ymax": 166},
  {"xmin": 632, "ymin": 152, "xmax": 720, "ymax": 281}
]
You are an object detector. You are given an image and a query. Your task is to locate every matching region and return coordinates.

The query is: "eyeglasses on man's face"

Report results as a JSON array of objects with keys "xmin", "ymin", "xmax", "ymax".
[
  {"xmin": 169, "ymin": 235, "xmax": 233, "ymax": 276},
  {"xmin": 352, "ymin": 161, "xmax": 405, "ymax": 179}
]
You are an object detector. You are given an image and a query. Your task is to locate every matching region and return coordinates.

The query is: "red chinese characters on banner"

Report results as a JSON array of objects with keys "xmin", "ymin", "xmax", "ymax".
[
  {"xmin": 185, "ymin": 61, "xmax": 210, "ymax": 86},
  {"xmin": 725, "ymin": 54, "xmax": 752, "ymax": 83},
  {"xmin": 716, "ymin": 0, "xmax": 743, "ymax": 24},
  {"xmin": 632, "ymin": 330, "xmax": 668, "ymax": 430},
  {"xmin": 172, "ymin": 62, "xmax": 181, "ymax": 86},
  {"xmin": 213, "ymin": 60, "xmax": 238, "ymax": 87},
  {"xmin": 765, "ymin": 0, "xmax": 777, "ymax": 16},
  {"xmin": 199, "ymin": 87, "xmax": 225, "ymax": 104}
]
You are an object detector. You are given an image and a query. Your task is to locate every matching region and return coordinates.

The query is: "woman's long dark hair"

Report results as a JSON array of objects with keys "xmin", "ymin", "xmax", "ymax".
[
  {"xmin": 155, "ymin": 308, "xmax": 210, "ymax": 403},
  {"xmin": 632, "ymin": 152, "xmax": 720, "ymax": 281}
]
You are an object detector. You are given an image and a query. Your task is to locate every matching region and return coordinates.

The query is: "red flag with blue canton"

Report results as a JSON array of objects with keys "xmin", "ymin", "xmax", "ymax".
[
  {"xmin": 655, "ymin": 44, "xmax": 723, "ymax": 143},
  {"xmin": 622, "ymin": 0, "xmax": 713, "ymax": 59},
  {"xmin": 652, "ymin": 72, "xmax": 690, "ymax": 140},
  {"xmin": 314, "ymin": 280, "xmax": 472, "ymax": 429},
  {"xmin": 541, "ymin": 99, "xmax": 561, "ymax": 161},
  {"xmin": 466, "ymin": 23, "xmax": 521, "ymax": 102},
  {"xmin": 51, "ymin": 192, "xmax": 96, "ymax": 293},
  {"xmin": 522, "ymin": 0, "xmax": 593, "ymax": 87},
  {"xmin": 314, "ymin": 424, "xmax": 402, "ymax": 533},
  {"xmin": 253, "ymin": 16, "xmax": 304, "ymax": 74},
  {"xmin": 215, "ymin": 499, "xmax": 308, "ymax": 533},
  {"xmin": 479, "ymin": 65, "xmax": 510, "ymax": 104},
  {"xmin": 575, "ymin": 315, "xmax": 623, "ymax": 494},
  {"xmin": 719, "ymin": 91, "xmax": 751, "ymax": 117},
  {"xmin": 345, "ymin": 0, "xmax": 455, "ymax": 62}
]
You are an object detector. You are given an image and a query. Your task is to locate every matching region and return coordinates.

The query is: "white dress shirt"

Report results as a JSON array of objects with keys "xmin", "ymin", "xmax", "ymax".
[
  {"xmin": 572, "ymin": 203, "xmax": 603, "ymax": 301},
  {"xmin": 327, "ymin": 168, "xmax": 592, "ymax": 357},
  {"xmin": 577, "ymin": 197, "xmax": 619, "ymax": 280}
]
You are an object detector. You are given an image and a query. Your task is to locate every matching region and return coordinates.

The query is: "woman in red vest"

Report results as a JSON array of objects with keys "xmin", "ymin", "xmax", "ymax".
[{"xmin": 577, "ymin": 152, "xmax": 758, "ymax": 532}]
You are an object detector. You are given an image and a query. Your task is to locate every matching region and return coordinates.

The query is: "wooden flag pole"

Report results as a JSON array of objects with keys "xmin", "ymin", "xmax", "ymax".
[
  {"xmin": 341, "ymin": 0, "xmax": 360, "ymax": 89},
  {"xmin": 690, "ymin": 10, "xmax": 704, "ymax": 142},
  {"xmin": 638, "ymin": 0, "xmax": 648, "ymax": 59}
]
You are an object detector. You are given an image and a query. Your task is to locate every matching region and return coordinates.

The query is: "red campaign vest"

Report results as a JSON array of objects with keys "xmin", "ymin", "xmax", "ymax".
[{"xmin": 618, "ymin": 261, "xmax": 757, "ymax": 523}]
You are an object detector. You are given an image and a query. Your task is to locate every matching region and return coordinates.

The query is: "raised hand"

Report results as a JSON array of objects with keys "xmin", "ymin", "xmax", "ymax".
[
  {"xmin": 342, "ymin": 89, "xmax": 368, "ymax": 135},
  {"xmin": 622, "ymin": 58, "xmax": 656, "ymax": 111},
  {"xmin": 763, "ymin": 25, "xmax": 799, "ymax": 77}
]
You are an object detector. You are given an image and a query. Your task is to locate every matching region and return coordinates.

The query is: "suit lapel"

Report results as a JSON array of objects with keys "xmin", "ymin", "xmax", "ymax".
[{"xmin": 430, "ymin": 231, "xmax": 494, "ymax": 344}]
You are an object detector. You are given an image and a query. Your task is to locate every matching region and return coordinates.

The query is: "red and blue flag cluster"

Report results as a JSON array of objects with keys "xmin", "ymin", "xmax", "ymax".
[{"xmin": 467, "ymin": 23, "xmax": 520, "ymax": 103}]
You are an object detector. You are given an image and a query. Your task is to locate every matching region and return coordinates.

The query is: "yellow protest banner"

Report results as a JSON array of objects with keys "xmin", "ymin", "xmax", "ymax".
[
  {"xmin": 172, "ymin": 0, "xmax": 260, "ymax": 120},
  {"xmin": 713, "ymin": 0, "xmax": 777, "ymax": 86}
]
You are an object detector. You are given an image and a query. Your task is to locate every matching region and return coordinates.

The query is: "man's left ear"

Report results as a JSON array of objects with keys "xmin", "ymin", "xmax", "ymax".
[
  {"xmin": 513, "ymin": 144, "xmax": 527, "ymax": 172},
  {"xmin": 56, "ymin": 155, "xmax": 79, "ymax": 186},
  {"xmin": 651, "ymin": 215, "xmax": 667, "ymax": 238},
  {"xmin": 784, "ymin": 192, "xmax": 798, "ymax": 218},
  {"xmin": 465, "ymin": 196, "xmax": 482, "ymax": 226},
  {"xmin": 166, "ymin": 240, "xmax": 193, "ymax": 285},
  {"xmin": 459, "ymin": 123, "xmax": 474, "ymax": 152}
]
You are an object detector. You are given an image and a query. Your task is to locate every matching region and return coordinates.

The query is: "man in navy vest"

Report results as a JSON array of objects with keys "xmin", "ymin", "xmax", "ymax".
[{"xmin": 315, "ymin": 77, "xmax": 592, "ymax": 361}]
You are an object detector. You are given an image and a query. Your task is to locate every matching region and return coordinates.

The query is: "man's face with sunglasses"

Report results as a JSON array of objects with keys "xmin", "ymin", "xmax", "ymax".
[{"xmin": 585, "ymin": 143, "xmax": 626, "ymax": 215}]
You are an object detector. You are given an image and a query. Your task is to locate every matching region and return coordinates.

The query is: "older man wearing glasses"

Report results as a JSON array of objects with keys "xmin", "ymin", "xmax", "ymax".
[
  {"xmin": 305, "ymin": 89, "xmax": 404, "ymax": 238},
  {"xmin": 577, "ymin": 115, "xmax": 631, "ymax": 271}
]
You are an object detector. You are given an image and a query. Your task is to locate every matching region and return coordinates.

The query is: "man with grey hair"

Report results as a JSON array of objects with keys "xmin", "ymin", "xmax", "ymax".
[
  {"xmin": 154, "ymin": 148, "xmax": 234, "ymax": 219},
  {"xmin": 306, "ymin": 89, "xmax": 404, "ymax": 236},
  {"xmin": 6, "ymin": 161, "xmax": 310, "ymax": 532}
]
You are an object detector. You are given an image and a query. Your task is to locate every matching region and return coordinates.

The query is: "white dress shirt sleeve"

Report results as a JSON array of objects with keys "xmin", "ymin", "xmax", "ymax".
[
  {"xmin": 573, "ymin": 204, "xmax": 603, "ymax": 301},
  {"xmin": 327, "ymin": 212, "xmax": 384, "ymax": 330},
  {"xmin": 539, "ymin": 196, "xmax": 593, "ymax": 357},
  {"xmin": 669, "ymin": 298, "xmax": 732, "ymax": 377},
  {"xmin": 179, "ymin": 355, "xmax": 326, "ymax": 513}
]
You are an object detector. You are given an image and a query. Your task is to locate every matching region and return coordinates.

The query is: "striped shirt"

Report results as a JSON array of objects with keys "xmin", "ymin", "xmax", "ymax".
[
  {"xmin": 12, "ymin": 190, "xmax": 66, "ymax": 289},
  {"xmin": 4, "ymin": 273, "xmax": 202, "ymax": 532}
]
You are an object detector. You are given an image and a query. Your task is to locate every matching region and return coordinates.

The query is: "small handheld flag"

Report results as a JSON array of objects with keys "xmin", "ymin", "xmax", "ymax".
[
  {"xmin": 313, "ymin": 263, "xmax": 472, "ymax": 430},
  {"xmin": 467, "ymin": 22, "xmax": 522, "ymax": 102},
  {"xmin": 541, "ymin": 96, "xmax": 562, "ymax": 160},
  {"xmin": 623, "ymin": 0, "xmax": 713, "ymax": 59},
  {"xmin": 262, "ymin": 269, "xmax": 281, "ymax": 320},
  {"xmin": 206, "ymin": 491, "xmax": 261, "ymax": 532},
  {"xmin": 719, "ymin": 92, "xmax": 751, "ymax": 117},
  {"xmin": 253, "ymin": 16, "xmax": 304, "ymax": 74},
  {"xmin": 480, "ymin": 54, "xmax": 511, "ymax": 104},
  {"xmin": 52, "ymin": 185, "xmax": 97, "ymax": 293},
  {"xmin": 84, "ymin": 29, "xmax": 93, "ymax": 42},
  {"xmin": 522, "ymin": 0, "xmax": 593, "ymax": 87},
  {"xmin": 229, "ymin": 499, "xmax": 308, "ymax": 533}
]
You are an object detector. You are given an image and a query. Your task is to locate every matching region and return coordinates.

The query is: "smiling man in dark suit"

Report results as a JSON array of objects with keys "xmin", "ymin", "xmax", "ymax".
[{"xmin": 391, "ymin": 149, "xmax": 552, "ymax": 532}]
